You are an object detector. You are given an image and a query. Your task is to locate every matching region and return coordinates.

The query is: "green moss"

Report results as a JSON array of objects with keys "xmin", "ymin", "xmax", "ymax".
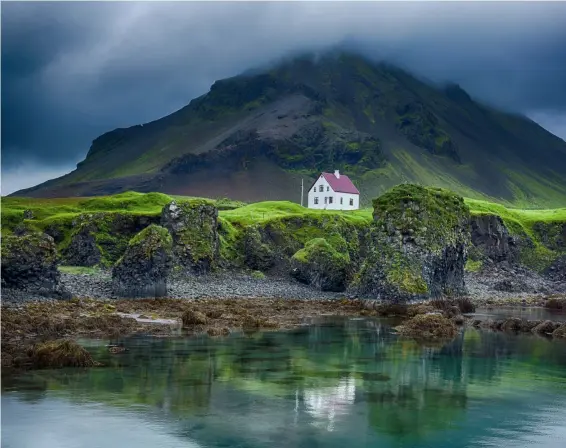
[
  {"xmin": 58, "ymin": 266, "xmax": 101, "ymax": 275},
  {"xmin": 128, "ymin": 224, "xmax": 172, "ymax": 250},
  {"xmin": 386, "ymin": 259, "xmax": 428, "ymax": 294},
  {"xmin": 168, "ymin": 200, "xmax": 219, "ymax": 269},
  {"xmin": 372, "ymin": 184, "xmax": 470, "ymax": 253},
  {"xmin": 464, "ymin": 259, "xmax": 482, "ymax": 273},
  {"xmin": 251, "ymin": 270, "xmax": 266, "ymax": 280},
  {"xmin": 466, "ymin": 199, "xmax": 566, "ymax": 271}
]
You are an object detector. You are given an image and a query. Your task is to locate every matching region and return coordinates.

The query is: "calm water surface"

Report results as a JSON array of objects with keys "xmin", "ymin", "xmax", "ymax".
[{"xmin": 2, "ymin": 317, "xmax": 566, "ymax": 448}]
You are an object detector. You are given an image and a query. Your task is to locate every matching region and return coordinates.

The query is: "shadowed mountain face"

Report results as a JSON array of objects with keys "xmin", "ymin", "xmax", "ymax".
[{"xmin": 13, "ymin": 52, "xmax": 566, "ymax": 206}]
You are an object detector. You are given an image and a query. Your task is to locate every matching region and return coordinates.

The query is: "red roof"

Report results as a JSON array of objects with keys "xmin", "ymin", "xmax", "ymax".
[{"xmin": 320, "ymin": 172, "xmax": 359, "ymax": 194}]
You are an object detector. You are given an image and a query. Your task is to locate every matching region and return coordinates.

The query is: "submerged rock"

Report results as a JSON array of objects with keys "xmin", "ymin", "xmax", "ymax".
[
  {"xmin": 30, "ymin": 339, "xmax": 96, "ymax": 369},
  {"xmin": 161, "ymin": 200, "xmax": 219, "ymax": 273},
  {"xmin": 358, "ymin": 185, "xmax": 470, "ymax": 302},
  {"xmin": 112, "ymin": 225, "xmax": 173, "ymax": 298},
  {"xmin": 396, "ymin": 314, "xmax": 458, "ymax": 340},
  {"xmin": 1, "ymin": 232, "xmax": 70, "ymax": 298},
  {"xmin": 553, "ymin": 325, "xmax": 566, "ymax": 338},
  {"xmin": 532, "ymin": 320, "xmax": 560, "ymax": 335},
  {"xmin": 291, "ymin": 238, "xmax": 351, "ymax": 292}
]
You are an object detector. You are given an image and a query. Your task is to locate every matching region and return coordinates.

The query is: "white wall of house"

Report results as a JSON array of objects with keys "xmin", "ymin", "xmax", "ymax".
[{"xmin": 307, "ymin": 175, "xmax": 359, "ymax": 210}]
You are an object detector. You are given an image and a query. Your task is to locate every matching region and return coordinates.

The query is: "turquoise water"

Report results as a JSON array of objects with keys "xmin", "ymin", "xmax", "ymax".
[{"xmin": 2, "ymin": 317, "xmax": 566, "ymax": 448}]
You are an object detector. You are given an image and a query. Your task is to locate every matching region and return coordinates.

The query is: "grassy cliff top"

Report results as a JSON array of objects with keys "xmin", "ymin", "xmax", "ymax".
[{"xmin": 2, "ymin": 189, "xmax": 564, "ymax": 236}]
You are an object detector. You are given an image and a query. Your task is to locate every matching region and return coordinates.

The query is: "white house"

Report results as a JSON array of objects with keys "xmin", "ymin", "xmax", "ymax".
[{"xmin": 307, "ymin": 170, "xmax": 360, "ymax": 210}]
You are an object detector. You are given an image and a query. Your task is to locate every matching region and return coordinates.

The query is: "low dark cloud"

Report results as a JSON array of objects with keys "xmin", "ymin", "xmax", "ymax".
[{"xmin": 2, "ymin": 1, "xmax": 566, "ymax": 194}]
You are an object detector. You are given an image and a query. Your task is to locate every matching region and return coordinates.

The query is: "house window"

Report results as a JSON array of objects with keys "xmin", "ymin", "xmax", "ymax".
[
  {"xmin": 329, "ymin": 197, "xmax": 333, "ymax": 204},
  {"xmin": 340, "ymin": 198, "xmax": 343, "ymax": 205},
  {"xmin": 349, "ymin": 198, "xmax": 354, "ymax": 206},
  {"xmin": 314, "ymin": 197, "xmax": 319, "ymax": 205},
  {"xmin": 326, "ymin": 186, "xmax": 329, "ymax": 191},
  {"xmin": 324, "ymin": 197, "xmax": 328, "ymax": 204},
  {"xmin": 319, "ymin": 185, "xmax": 323, "ymax": 192}
]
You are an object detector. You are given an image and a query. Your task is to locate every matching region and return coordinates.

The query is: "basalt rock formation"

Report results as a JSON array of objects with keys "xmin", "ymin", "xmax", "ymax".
[
  {"xmin": 469, "ymin": 214, "xmax": 518, "ymax": 264},
  {"xmin": 112, "ymin": 225, "xmax": 173, "ymax": 298},
  {"xmin": 1, "ymin": 232, "xmax": 71, "ymax": 298},
  {"xmin": 59, "ymin": 212, "xmax": 160, "ymax": 267},
  {"xmin": 161, "ymin": 200, "xmax": 220, "ymax": 273},
  {"xmin": 291, "ymin": 238, "xmax": 351, "ymax": 292},
  {"xmin": 357, "ymin": 185, "xmax": 470, "ymax": 302}
]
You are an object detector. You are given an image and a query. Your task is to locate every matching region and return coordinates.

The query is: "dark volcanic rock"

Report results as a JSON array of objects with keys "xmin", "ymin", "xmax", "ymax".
[
  {"xmin": 291, "ymin": 238, "xmax": 350, "ymax": 292},
  {"xmin": 61, "ymin": 212, "xmax": 160, "ymax": 266},
  {"xmin": 112, "ymin": 225, "xmax": 173, "ymax": 298},
  {"xmin": 1, "ymin": 233, "xmax": 70, "ymax": 298},
  {"xmin": 358, "ymin": 185, "xmax": 470, "ymax": 302},
  {"xmin": 161, "ymin": 200, "xmax": 219, "ymax": 273},
  {"xmin": 470, "ymin": 214, "xmax": 517, "ymax": 263},
  {"xmin": 544, "ymin": 255, "xmax": 566, "ymax": 282},
  {"xmin": 63, "ymin": 221, "xmax": 101, "ymax": 267},
  {"xmin": 243, "ymin": 226, "xmax": 275, "ymax": 271}
]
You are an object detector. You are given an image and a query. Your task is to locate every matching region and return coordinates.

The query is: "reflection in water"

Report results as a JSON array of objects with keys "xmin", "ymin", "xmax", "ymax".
[
  {"xmin": 303, "ymin": 375, "xmax": 356, "ymax": 431},
  {"xmin": 2, "ymin": 317, "xmax": 566, "ymax": 448}
]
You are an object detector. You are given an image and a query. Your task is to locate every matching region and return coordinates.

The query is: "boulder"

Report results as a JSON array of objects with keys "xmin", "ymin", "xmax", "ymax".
[
  {"xmin": 532, "ymin": 320, "xmax": 560, "ymax": 335},
  {"xmin": 552, "ymin": 325, "xmax": 566, "ymax": 338},
  {"xmin": 357, "ymin": 185, "xmax": 470, "ymax": 302},
  {"xmin": 470, "ymin": 214, "xmax": 517, "ymax": 263},
  {"xmin": 291, "ymin": 238, "xmax": 350, "ymax": 292},
  {"xmin": 1, "ymin": 232, "xmax": 70, "ymax": 298},
  {"xmin": 161, "ymin": 200, "xmax": 219, "ymax": 273},
  {"xmin": 243, "ymin": 225, "xmax": 275, "ymax": 271},
  {"xmin": 501, "ymin": 318, "xmax": 523, "ymax": 332},
  {"xmin": 112, "ymin": 225, "xmax": 173, "ymax": 298}
]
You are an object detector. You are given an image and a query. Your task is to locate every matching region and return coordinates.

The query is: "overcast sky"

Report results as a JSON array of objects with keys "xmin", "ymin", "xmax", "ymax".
[{"xmin": 2, "ymin": 1, "xmax": 566, "ymax": 194}]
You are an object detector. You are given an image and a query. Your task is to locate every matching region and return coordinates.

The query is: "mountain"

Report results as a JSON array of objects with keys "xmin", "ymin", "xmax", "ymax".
[{"xmin": 13, "ymin": 52, "xmax": 566, "ymax": 207}]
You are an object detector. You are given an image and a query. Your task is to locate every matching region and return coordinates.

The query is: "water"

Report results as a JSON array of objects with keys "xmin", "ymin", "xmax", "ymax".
[
  {"xmin": 474, "ymin": 306, "xmax": 566, "ymax": 322},
  {"xmin": 3, "ymin": 317, "xmax": 566, "ymax": 448}
]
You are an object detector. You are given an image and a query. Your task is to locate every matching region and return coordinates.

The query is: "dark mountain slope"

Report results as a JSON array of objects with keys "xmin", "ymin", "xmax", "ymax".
[{"xmin": 13, "ymin": 52, "xmax": 566, "ymax": 207}]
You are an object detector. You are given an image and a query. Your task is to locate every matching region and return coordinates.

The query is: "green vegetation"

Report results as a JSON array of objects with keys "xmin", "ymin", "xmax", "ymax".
[
  {"xmin": 464, "ymin": 259, "xmax": 482, "ymax": 273},
  {"xmin": 58, "ymin": 266, "xmax": 101, "ymax": 275},
  {"xmin": 466, "ymin": 198, "xmax": 566, "ymax": 271},
  {"xmin": 2, "ymin": 185, "xmax": 564, "ymax": 274}
]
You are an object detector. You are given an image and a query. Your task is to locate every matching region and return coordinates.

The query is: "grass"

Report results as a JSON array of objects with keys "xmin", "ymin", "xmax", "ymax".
[
  {"xmin": 2, "ymin": 187, "xmax": 564, "ymax": 272},
  {"xmin": 219, "ymin": 200, "xmax": 371, "ymax": 226}
]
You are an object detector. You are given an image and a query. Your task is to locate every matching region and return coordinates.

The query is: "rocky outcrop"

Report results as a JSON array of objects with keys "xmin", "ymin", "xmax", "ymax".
[
  {"xmin": 544, "ymin": 255, "xmax": 566, "ymax": 282},
  {"xmin": 357, "ymin": 185, "xmax": 470, "ymax": 302},
  {"xmin": 112, "ymin": 225, "xmax": 173, "ymax": 298},
  {"xmin": 61, "ymin": 212, "xmax": 160, "ymax": 266},
  {"xmin": 470, "ymin": 214, "xmax": 518, "ymax": 263},
  {"xmin": 243, "ymin": 226, "xmax": 275, "ymax": 271},
  {"xmin": 1, "ymin": 233, "xmax": 70, "ymax": 298},
  {"xmin": 161, "ymin": 200, "xmax": 219, "ymax": 273},
  {"xmin": 63, "ymin": 221, "xmax": 101, "ymax": 267},
  {"xmin": 291, "ymin": 238, "xmax": 350, "ymax": 292}
]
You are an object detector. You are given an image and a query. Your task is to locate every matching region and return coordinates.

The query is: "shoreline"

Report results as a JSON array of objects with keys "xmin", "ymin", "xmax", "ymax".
[{"xmin": 2, "ymin": 293, "xmax": 566, "ymax": 374}]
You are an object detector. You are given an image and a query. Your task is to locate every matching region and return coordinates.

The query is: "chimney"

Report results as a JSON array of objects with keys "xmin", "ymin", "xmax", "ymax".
[{"xmin": 334, "ymin": 170, "xmax": 340, "ymax": 179}]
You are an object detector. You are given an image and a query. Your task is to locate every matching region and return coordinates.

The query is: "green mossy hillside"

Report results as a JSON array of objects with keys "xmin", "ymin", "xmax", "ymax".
[
  {"xmin": 2, "ymin": 187, "xmax": 565, "ymax": 275},
  {"xmin": 466, "ymin": 199, "xmax": 566, "ymax": 271}
]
